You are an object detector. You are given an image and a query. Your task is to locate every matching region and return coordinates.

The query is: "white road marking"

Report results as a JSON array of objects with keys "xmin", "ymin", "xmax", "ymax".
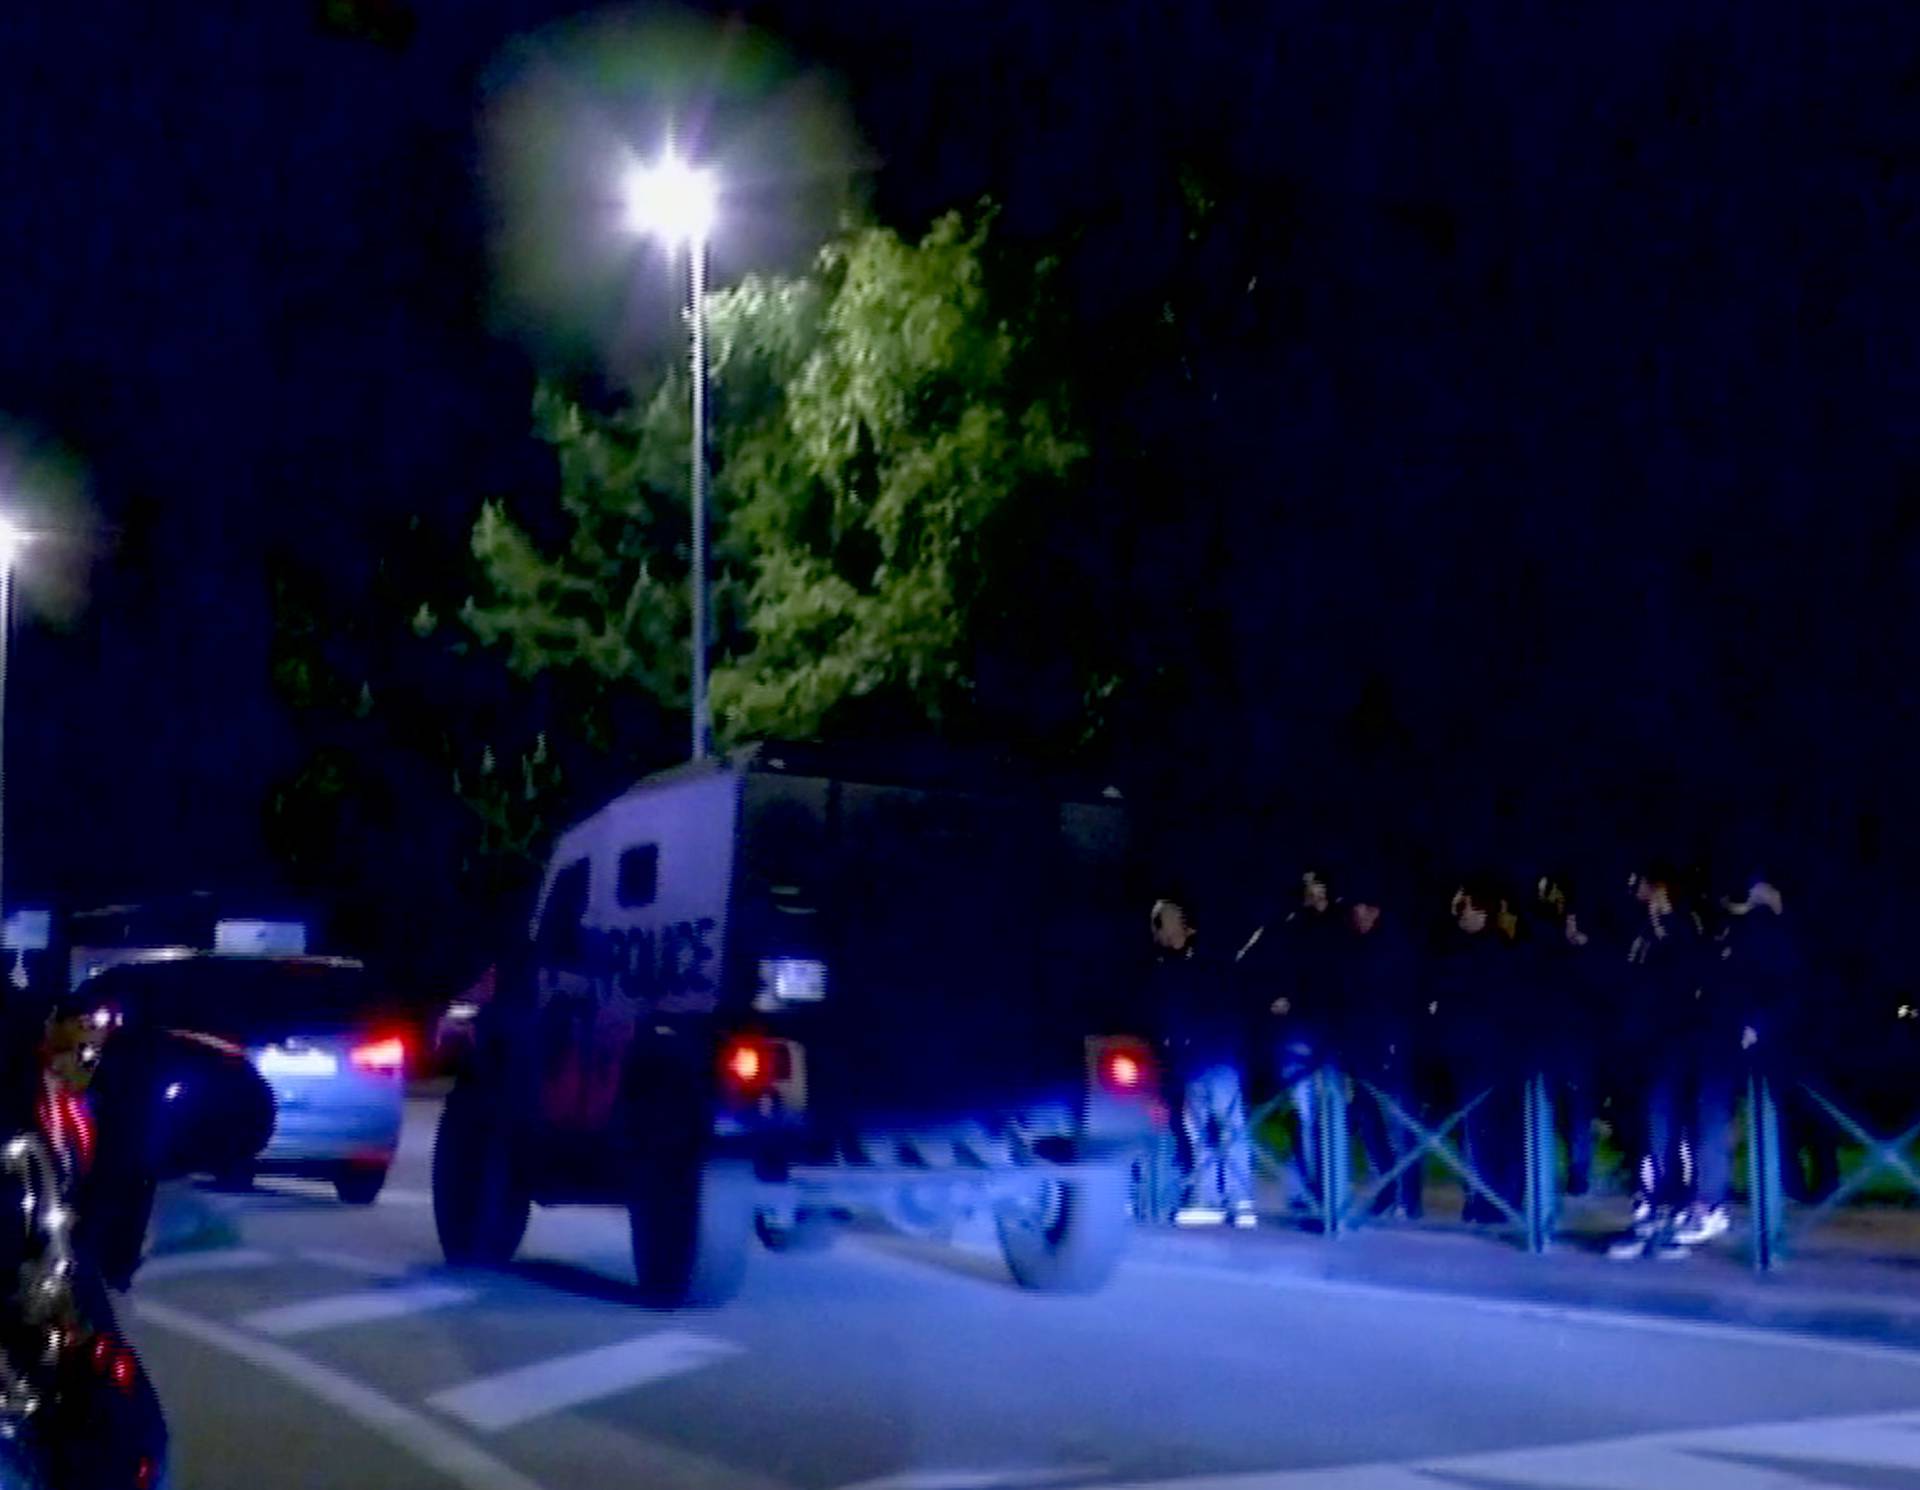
[
  {"xmin": 253, "ymin": 1178, "xmax": 432, "ymax": 1207},
  {"xmin": 139, "ymin": 1247, "xmax": 275, "ymax": 1281},
  {"xmin": 1719, "ymin": 1413, "xmax": 1920, "ymax": 1470},
  {"xmin": 296, "ymin": 1247, "xmax": 412, "ymax": 1279},
  {"xmin": 1418, "ymin": 1441, "xmax": 1827, "ymax": 1487},
  {"xmin": 241, "ymin": 1283, "xmax": 476, "ymax": 1338},
  {"xmin": 836, "ymin": 1466, "xmax": 1107, "ymax": 1490},
  {"xmin": 1132, "ymin": 1257, "xmax": 1920, "ymax": 1370},
  {"xmin": 134, "ymin": 1298, "xmax": 546, "ymax": 1490},
  {"xmin": 1081, "ymin": 1409, "xmax": 1920, "ymax": 1489},
  {"xmin": 1086, "ymin": 1469, "xmax": 1434, "ymax": 1489},
  {"xmin": 427, "ymin": 1330, "xmax": 741, "ymax": 1433},
  {"xmin": 253, "ymin": 1178, "xmax": 334, "ymax": 1198}
]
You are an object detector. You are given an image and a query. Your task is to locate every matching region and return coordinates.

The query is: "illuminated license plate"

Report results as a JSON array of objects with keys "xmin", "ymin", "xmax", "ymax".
[{"xmin": 255, "ymin": 1045, "xmax": 339, "ymax": 1078}]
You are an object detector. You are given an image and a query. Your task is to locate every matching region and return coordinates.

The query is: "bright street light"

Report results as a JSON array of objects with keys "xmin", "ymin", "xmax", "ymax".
[
  {"xmin": 621, "ymin": 152, "xmax": 718, "ymax": 246},
  {"xmin": 623, "ymin": 146, "xmax": 719, "ymax": 761},
  {"xmin": 0, "ymin": 512, "xmax": 29, "ymax": 949},
  {"xmin": 0, "ymin": 515, "xmax": 29, "ymax": 574}
]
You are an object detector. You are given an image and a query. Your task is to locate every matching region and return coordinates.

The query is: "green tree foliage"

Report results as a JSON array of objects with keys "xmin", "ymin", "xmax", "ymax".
[{"xmin": 463, "ymin": 208, "xmax": 1086, "ymax": 747}]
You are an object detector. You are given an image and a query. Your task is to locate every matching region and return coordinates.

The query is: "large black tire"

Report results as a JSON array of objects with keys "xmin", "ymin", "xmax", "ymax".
[
  {"xmin": 433, "ymin": 1085, "xmax": 530, "ymax": 1267},
  {"xmin": 207, "ymin": 1164, "xmax": 255, "ymax": 1194},
  {"xmin": 755, "ymin": 1209, "xmax": 838, "ymax": 1254},
  {"xmin": 628, "ymin": 1158, "xmax": 754, "ymax": 1308},
  {"xmin": 335, "ymin": 1163, "xmax": 388, "ymax": 1207},
  {"xmin": 995, "ymin": 1165, "xmax": 1130, "ymax": 1294}
]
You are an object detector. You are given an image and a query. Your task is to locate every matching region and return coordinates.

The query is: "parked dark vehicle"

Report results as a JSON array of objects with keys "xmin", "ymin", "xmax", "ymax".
[
  {"xmin": 435, "ymin": 742, "xmax": 1163, "ymax": 1307},
  {"xmin": 0, "ymin": 1020, "xmax": 275, "ymax": 1490},
  {"xmin": 79, "ymin": 955, "xmax": 406, "ymax": 1204}
]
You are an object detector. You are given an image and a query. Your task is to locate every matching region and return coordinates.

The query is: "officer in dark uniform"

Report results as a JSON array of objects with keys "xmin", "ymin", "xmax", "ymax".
[
  {"xmin": 1336, "ymin": 869, "xmax": 1423, "ymax": 1218},
  {"xmin": 1236, "ymin": 867, "xmax": 1343, "ymax": 1209},
  {"xmin": 1530, "ymin": 872, "xmax": 1606, "ymax": 1199},
  {"xmin": 1431, "ymin": 875, "xmax": 1523, "ymax": 1223},
  {"xmin": 1718, "ymin": 872, "xmax": 1835, "ymax": 1203}
]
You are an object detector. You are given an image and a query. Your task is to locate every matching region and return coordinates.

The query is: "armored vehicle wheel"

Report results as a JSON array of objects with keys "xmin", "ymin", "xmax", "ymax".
[
  {"xmin": 995, "ymin": 1165, "xmax": 1129, "ymax": 1294},
  {"xmin": 629, "ymin": 1156, "xmax": 754, "ymax": 1308},
  {"xmin": 433, "ymin": 1083, "xmax": 530, "ymax": 1266}
]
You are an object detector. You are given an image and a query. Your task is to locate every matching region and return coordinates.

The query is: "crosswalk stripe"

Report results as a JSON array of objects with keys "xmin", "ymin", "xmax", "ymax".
[
  {"xmin": 1086, "ymin": 1468, "xmax": 1437, "ymax": 1489},
  {"xmin": 1081, "ymin": 1411, "xmax": 1920, "ymax": 1489},
  {"xmin": 296, "ymin": 1248, "xmax": 412, "ymax": 1279},
  {"xmin": 1428, "ymin": 1440, "xmax": 1829, "ymax": 1487},
  {"xmin": 135, "ymin": 1299, "xmax": 545, "ymax": 1490},
  {"xmin": 1690, "ymin": 1414, "xmax": 1920, "ymax": 1472},
  {"xmin": 252, "ymin": 1178, "xmax": 433, "ymax": 1208},
  {"xmin": 140, "ymin": 1247, "xmax": 275, "ymax": 1280},
  {"xmin": 835, "ymin": 1470, "xmax": 1109, "ymax": 1490},
  {"xmin": 426, "ymin": 1330, "xmax": 740, "ymax": 1433},
  {"xmin": 241, "ymin": 1284, "xmax": 476, "ymax": 1338}
]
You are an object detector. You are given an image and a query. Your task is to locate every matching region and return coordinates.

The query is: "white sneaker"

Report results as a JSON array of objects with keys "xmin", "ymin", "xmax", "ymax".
[
  {"xmin": 1673, "ymin": 1203, "xmax": 1730, "ymax": 1246},
  {"xmin": 1608, "ymin": 1203, "xmax": 1673, "ymax": 1260},
  {"xmin": 1231, "ymin": 1205, "xmax": 1258, "ymax": 1230},
  {"xmin": 1175, "ymin": 1206, "xmax": 1227, "ymax": 1227}
]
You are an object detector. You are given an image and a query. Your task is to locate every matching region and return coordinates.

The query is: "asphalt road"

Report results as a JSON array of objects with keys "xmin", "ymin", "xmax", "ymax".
[{"xmin": 118, "ymin": 1100, "xmax": 1920, "ymax": 1490}]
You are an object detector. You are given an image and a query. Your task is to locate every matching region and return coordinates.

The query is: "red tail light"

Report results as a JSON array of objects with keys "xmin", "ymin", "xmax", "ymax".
[
  {"xmin": 1096, "ymin": 1038, "xmax": 1157, "ymax": 1097},
  {"xmin": 350, "ymin": 1036, "xmax": 407, "ymax": 1074},
  {"xmin": 719, "ymin": 1036, "xmax": 789, "ymax": 1094},
  {"xmin": 726, "ymin": 1043, "xmax": 763, "ymax": 1085},
  {"xmin": 83, "ymin": 1333, "xmax": 140, "ymax": 1396}
]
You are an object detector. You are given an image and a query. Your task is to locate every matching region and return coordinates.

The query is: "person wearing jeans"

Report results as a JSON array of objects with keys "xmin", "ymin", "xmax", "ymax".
[
  {"xmin": 1641, "ymin": 1056, "xmax": 1736, "ymax": 1241},
  {"xmin": 1177, "ymin": 1063, "xmax": 1255, "ymax": 1224},
  {"xmin": 1150, "ymin": 898, "xmax": 1256, "ymax": 1228},
  {"xmin": 1237, "ymin": 868, "xmax": 1342, "ymax": 1212},
  {"xmin": 1609, "ymin": 859, "xmax": 1722, "ymax": 1257}
]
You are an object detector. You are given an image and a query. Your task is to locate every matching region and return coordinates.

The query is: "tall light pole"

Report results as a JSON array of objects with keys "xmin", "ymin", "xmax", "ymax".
[
  {"xmin": 623, "ymin": 149, "xmax": 719, "ymax": 761},
  {"xmin": 0, "ymin": 515, "xmax": 27, "ymax": 932}
]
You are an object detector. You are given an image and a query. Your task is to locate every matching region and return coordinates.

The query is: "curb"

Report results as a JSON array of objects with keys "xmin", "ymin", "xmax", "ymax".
[{"xmin": 1124, "ymin": 1222, "xmax": 1920, "ymax": 1354}]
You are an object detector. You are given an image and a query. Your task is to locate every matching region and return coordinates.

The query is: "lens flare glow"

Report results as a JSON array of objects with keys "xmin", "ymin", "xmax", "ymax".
[{"xmin": 621, "ymin": 151, "xmax": 718, "ymax": 245}]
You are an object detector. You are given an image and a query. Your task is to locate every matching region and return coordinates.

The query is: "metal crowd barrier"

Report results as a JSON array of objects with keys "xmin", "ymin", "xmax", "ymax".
[
  {"xmin": 1138, "ymin": 1066, "xmax": 1558, "ymax": 1254},
  {"xmin": 1136, "ymin": 1059, "xmax": 1920, "ymax": 1276},
  {"xmin": 1745, "ymin": 1071, "xmax": 1920, "ymax": 1273}
]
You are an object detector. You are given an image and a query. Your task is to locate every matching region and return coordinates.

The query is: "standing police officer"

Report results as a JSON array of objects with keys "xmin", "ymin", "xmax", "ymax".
[{"xmin": 1338, "ymin": 870, "xmax": 1423, "ymax": 1219}]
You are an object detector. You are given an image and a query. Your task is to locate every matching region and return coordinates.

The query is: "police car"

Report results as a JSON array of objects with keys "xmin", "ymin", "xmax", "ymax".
[{"xmin": 433, "ymin": 742, "xmax": 1163, "ymax": 1306}]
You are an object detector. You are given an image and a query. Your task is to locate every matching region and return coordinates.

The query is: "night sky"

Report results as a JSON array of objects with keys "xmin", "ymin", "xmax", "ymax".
[{"xmin": 2, "ymin": 4, "xmax": 1919, "ymax": 988}]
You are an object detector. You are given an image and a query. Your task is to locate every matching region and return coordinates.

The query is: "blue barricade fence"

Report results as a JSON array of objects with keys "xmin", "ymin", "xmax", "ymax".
[
  {"xmin": 1745, "ymin": 1071, "xmax": 1920, "ymax": 1273},
  {"xmin": 1138, "ymin": 1067, "xmax": 1557, "ymax": 1252},
  {"xmin": 1137, "ymin": 1060, "xmax": 1920, "ymax": 1274}
]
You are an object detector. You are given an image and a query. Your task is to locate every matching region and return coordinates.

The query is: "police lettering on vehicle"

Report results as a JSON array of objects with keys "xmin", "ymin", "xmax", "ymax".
[{"xmin": 593, "ymin": 917, "xmax": 720, "ymax": 1014}]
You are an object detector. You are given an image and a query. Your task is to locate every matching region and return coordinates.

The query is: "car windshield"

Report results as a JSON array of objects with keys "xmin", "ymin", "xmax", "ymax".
[{"xmin": 87, "ymin": 958, "xmax": 375, "ymax": 1041}]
